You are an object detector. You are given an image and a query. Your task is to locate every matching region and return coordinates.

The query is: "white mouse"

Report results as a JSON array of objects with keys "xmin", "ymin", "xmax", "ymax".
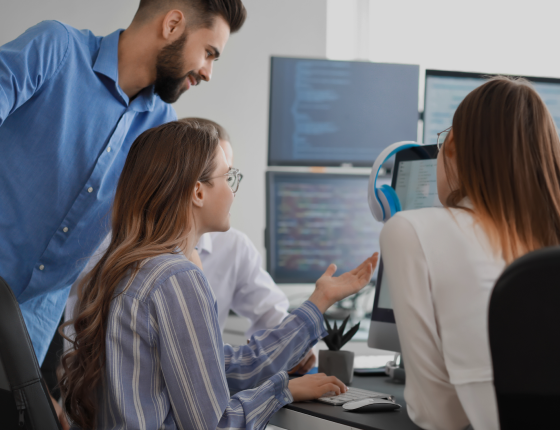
[{"xmin": 342, "ymin": 398, "xmax": 401, "ymax": 412}]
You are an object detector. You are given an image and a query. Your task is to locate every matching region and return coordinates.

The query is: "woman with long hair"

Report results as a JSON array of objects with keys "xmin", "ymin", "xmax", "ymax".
[
  {"xmin": 380, "ymin": 76, "xmax": 560, "ymax": 430},
  {"xmin": 59, "ymin": 120, "xmax": 378, "ymax": 430}
]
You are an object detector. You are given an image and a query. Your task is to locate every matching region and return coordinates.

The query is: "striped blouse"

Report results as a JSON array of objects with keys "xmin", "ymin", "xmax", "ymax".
[{"xmin": 92, "ymin": 253, "xmax": 326, "ymax": 430}]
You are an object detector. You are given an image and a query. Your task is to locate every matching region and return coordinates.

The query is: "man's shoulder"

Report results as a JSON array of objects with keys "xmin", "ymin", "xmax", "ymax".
[
  {"xmin": 210, "ymin": 228, "xmax": 256, "ymax": 251},
  {"xmin": 153, "ymin": 101, "xmax": 177, "ymax": 121},
  {"xmin": 29, "ymin": 20, "xmax": 97, "ymax": 45},
  {"xmin": 27, "ymin": 20, "xmax": 69, "ymax": 39}
]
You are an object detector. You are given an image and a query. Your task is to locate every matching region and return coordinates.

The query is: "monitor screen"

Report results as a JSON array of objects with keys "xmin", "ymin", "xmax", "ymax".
[
  {"xmin": 268, "ymin": 57, "xmax": 420, "ymax": 167},
  {"xmin": 423, "ymin": 70, "xmax": 560, "ymax": 144},
  {"xmin": 266, "ymin": 172, "xmax": 386, "ymax": 283},
  {"xmin": 370, "ymin": 144, "xmax": 440, "ymax": 325}
]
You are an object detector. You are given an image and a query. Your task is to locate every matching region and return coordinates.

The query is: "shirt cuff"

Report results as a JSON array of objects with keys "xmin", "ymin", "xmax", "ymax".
[
  {"xmin": 291, "ymin": 300, "xmax": 328, "ymax": 341},
  {"xmin": 270, "ymin": 371, "xmax": 294, "ymax": 406}
]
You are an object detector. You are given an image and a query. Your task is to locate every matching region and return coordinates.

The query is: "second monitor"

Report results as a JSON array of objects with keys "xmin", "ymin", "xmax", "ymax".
[{"xmin": 266, "ymin": 172, "xmax": 386, "ymax": 283}]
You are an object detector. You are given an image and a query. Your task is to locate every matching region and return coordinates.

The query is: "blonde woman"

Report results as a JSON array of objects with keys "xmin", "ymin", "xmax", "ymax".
[{"xmin": 380, "ymin": 77, "xmax": 560, "ymax": 430}]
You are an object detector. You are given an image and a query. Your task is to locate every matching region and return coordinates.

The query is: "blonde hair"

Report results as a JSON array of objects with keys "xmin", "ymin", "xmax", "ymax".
[{"xmin": 445, "ymin": 76, "xmax": 560, "ymax": 262}]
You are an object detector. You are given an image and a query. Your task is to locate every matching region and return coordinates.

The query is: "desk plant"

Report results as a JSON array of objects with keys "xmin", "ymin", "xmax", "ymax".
[{"xmin": 318, "ymin": 316, "xmax": 360, "ymax": 384}]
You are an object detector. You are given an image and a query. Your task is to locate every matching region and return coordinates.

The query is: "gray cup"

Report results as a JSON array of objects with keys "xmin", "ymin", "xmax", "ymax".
[{"xmin": 318, "ymin": 350, "xmax": 354, "ymax": 385}]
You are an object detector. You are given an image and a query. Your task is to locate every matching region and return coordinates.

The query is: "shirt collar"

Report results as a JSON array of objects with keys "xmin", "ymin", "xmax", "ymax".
[
  {"xmin": 197, "ymin": 233, "xmax": 213, "ymax": 254},
  {"xmin": 93, "ymin": 29, "xmax": 158, "ymax": 112}
]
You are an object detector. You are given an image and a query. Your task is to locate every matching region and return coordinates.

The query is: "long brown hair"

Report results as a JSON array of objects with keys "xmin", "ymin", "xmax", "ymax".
[
  {"xmin": 445, "ymin": 76, "xmax": 560, "ymax": 262},
  {"xmin": 58, "ymin": 120, "xmax": 219, "ymax": 429}
]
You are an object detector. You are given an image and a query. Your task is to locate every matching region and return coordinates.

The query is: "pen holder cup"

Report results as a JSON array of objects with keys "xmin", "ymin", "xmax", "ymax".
[{"xmin": 318, "ymin": 350, "xmax": 354, "ymax": 385}]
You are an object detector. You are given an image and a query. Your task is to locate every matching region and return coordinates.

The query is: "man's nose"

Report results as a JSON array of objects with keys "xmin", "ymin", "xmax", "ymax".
[{"xmin": 199, "ymin": 61, "xmax": 213, "ymax": 82}]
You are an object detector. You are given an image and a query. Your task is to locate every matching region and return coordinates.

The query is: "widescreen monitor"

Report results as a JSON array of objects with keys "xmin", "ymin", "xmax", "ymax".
[
  {"xmin": 423, "ymin": 69, "xmax": 560, "ymax": 144},
  {"xmin": 268, "ymin": 57, "xmax": 420, "ymax": 167},
  {"xmin": 266, "ymin": 172, "xmax": 386, "ymax": 284},
  {"xmin": 368, "ymin": 144, "xmax": 440, "ymax": 352}
]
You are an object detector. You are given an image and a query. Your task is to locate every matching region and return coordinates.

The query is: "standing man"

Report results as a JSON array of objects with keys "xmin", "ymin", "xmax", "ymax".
[{"xmin": 0, "ymin": 0, "xmax": 246, "ymax": 367}]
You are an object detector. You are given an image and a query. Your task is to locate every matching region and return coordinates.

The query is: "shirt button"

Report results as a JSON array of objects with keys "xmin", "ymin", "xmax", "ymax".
[
  {"xmin": 63, "ymin": 227, "xmax": 69, "ymax": 233},
  {"xmin": 88, "ymin": 187, "xmax": 93, "ymax": 193},
  {"xmin": 39, "ymin": 265, "xmax": 45, "ymax": 271},
  {"xmin": 284, "ymin": 397, "xmax": 289, "ymax": 402},
  {"xmin": 107, "ymin": 147, "xmax": 111, "ymax": 152}
]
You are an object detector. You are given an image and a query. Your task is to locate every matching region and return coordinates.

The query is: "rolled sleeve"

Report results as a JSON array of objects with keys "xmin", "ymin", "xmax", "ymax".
[{"xmin": 225, "ymin": 300, "xmax": 327, "ymax": 394}]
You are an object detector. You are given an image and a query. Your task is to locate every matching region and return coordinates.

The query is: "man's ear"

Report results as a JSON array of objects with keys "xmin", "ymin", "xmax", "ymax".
[
  {"xmin": 192, "ymin": 181, "xmax": 204, "ymax": 208},
  {"xmin": 161, "ymin": 9, "xmax": 186, "ymax": 41}
]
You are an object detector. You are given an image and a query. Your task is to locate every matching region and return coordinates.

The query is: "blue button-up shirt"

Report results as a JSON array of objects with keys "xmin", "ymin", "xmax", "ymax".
[{"xmin": 0, "ymin": 21, "xmax": 177, "ymax": 363}]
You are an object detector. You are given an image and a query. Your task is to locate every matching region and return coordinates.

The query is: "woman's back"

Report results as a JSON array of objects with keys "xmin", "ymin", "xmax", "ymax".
[
  {"xmin": 99, "ymin": 253, "xmax": 225, "ymax": 429},
  {"xmin": 380, "ymin": 204, "xmax": 504, "ymax": 429}
]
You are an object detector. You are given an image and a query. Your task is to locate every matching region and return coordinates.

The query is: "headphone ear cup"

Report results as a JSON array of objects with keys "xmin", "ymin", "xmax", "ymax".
[{"xmin": 377, "ymin": 185, "xmax": 401, "ymax": 221}]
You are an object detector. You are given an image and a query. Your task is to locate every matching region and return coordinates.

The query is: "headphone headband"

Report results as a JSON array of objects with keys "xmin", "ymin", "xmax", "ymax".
[{"xmin": 368, "ymin": 141, "xmax": 421, "ymax": 222}]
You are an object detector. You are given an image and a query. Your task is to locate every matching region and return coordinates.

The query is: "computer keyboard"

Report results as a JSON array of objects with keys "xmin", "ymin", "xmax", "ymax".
[{"xmin": 317, "ymin": 387, "xmax": 394, "ymax": 406}]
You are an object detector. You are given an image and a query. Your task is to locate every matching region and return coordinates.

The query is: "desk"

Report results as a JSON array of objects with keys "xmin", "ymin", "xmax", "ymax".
[{"xmin": 269, "ymin": 375, "xmax": 421, "ymax": 430}]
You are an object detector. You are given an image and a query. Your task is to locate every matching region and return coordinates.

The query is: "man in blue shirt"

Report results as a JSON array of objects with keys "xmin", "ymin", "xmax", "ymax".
[{"xmin": 0, "ymin": 0, "xmax": 246, "ymax": 367}]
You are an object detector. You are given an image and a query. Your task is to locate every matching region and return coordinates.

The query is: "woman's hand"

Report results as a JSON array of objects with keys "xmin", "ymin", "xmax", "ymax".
[
  {"xmin": 288, "ymin": 349, "xmax": 316, "ymax": 375},
  {"xmin": 288, "ymin": 373, "xmax": 347, "ymax": 402},
  {"xmin": 309, "ymin": 252, "xmax": 379, "ymax": 313}
]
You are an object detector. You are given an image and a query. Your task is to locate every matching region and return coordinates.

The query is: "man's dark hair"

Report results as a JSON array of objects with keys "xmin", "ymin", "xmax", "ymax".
[
  {"xmin": 137, "ymin": 0, "xmax": 246, "ymax": 33},
  {"xmin": 179, "ymin": 117, "xmax": 230, "ymax": 143}
]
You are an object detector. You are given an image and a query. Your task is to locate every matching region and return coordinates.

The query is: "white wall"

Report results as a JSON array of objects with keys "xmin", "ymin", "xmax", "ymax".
[
  {"xmin": 327, "ymin": 0, "xmax": 560, "ymax": 114},
  {"xmin": 174, "ymin": 0, "xmax": 327, "ymax": 257},
  {"xmin": 0, "ymin": 0, "xmax": 328, "ymax": 262}
]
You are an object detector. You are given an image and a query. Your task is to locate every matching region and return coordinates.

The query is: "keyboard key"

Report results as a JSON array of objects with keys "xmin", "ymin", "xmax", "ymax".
[{"xmin": 317, "ymin": 387, "xmax": 392, "ymax": 406}]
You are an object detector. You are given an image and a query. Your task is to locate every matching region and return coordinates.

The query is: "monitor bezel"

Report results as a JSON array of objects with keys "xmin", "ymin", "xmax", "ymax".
[
  {"xmin": 423, "ymin": 69, "xmax": 560, "ymax": 143},
  {"xmin": 266, "ymin": 170, "xmax": 374, "ymax": 284},
  {"xmin": 370, "ymin": 144, "xmax": 439, "ymax": 324},
  {"xmin": 267, "ymin": 56, "xmax": 421, "ymax": 167}
]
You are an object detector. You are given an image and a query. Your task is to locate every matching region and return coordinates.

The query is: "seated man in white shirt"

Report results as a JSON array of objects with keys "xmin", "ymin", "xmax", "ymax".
[{"xmin": 65, "ymin": 117, "xmax": 315, "ymax": 373}]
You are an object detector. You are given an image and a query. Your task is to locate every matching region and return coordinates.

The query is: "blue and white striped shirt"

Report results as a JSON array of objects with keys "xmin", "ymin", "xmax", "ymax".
[{"xmin": 94, "ymin": 253, "xmax": 326, "ymax": 430}]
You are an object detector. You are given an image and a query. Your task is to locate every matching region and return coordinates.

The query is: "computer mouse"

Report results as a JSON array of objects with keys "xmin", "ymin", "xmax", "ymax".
[{"xmin": 342, "ymin": 398, "xmax": 402, "ymax": 412}]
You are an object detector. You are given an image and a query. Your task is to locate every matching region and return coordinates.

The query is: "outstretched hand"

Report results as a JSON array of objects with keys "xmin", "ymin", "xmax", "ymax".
[{"xmin": 309, "ymin": 252, "xmax": 379, "ymax": 313}]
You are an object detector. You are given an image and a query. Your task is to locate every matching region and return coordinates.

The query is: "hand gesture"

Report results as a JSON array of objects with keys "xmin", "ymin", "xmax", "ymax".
[
  {"xmin": 309, "ymin": 252, "xmax": 379, "ymax": 313},
  {"xmin": 288, "ymin": 373, "xmax": 347, "ymax": 402}
]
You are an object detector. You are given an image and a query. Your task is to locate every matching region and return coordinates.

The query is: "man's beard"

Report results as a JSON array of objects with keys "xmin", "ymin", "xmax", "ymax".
[{"xmin": 154, "ymin": 33, "xmax": 201, "ymax": 104}]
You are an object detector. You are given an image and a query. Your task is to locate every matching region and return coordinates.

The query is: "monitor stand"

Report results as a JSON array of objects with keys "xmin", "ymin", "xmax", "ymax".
[{"xmin": 386, "ymin": 354, "xmax": 406, "ymax": 384}]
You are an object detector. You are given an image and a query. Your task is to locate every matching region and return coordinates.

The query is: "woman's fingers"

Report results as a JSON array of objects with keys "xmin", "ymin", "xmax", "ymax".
[
  {"xmin": 288, "ymin": 373, "xmax": 348, "ymax": 402},
  {"xmin": 319, "ymin": 382, "xmax": 342, "ymax": 397},
  {"xmin": 322, "ymin": 263, "xmax": 337, "ymax": 278}
]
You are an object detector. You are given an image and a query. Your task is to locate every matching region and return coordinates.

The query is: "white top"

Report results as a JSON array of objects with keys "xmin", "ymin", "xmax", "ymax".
[
  {"xmin": 379, "ymin": 204, "xmax": 504, "ymax": 430},
  {"xmin": 197, "ymin": 228, "xmax": 289, "ymax": 337},
  {"xmin": 65, "ymin": 228, "xmax": 289, "ymax": 338}
]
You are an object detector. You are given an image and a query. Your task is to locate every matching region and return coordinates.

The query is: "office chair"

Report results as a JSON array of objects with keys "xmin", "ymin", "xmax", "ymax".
[
  {"xmin": 0, "ymin": 276, "xmax": 62, "ymax": 430},
  {"xmin": 488, "ymin": 246, "xmax": 560, "ymax": 430}
]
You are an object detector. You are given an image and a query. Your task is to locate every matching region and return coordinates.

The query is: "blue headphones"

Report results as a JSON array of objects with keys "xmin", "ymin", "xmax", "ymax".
[{"xmin": 368, "ymin": 141, "xmax": 422, "ymax": 223}]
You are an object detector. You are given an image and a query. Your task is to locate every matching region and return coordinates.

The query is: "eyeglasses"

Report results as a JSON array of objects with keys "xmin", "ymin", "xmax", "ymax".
[
  {"xmin": 437, "ymin": 126, "xmax": 452, "ymax": 151},
  {"xmin": 211, "ymin": 167, "xmax": 243, "ymax": 193}
]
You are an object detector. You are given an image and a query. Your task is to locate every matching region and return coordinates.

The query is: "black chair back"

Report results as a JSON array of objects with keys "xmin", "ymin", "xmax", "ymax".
[
  {"xmin": 489, "ymin": 246, "xmax": 560, "ymax": 429},
  {"xmin": 0, "ymin": 276, "xmax": 61, "ymax": 430}
]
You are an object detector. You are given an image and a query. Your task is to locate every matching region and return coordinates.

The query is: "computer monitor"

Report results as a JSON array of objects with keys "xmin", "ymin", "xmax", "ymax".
[
  {"xmin": 268, "ymin": 57, "xmax": 420, "ymax": 167},
  {"xmin": 423, "ymin": 69, "xmax": 560, "ymax": 144},
  {"xmin": 266, "ymin": 172, "xmax": 387, "ymax": 283},
  {"xmin": 368, "ymin": 144, "xmax": 440, "ymax": 352}
]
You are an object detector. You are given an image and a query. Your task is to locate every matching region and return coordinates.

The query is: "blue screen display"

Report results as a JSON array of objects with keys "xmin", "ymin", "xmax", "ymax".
[
  {"xmin": 268, "ymin": 57, "xmax": 420, "ymax": 166},
  {"xmin": 424, "ymin": 73, "xmax": 560, "ymax": 143}
]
